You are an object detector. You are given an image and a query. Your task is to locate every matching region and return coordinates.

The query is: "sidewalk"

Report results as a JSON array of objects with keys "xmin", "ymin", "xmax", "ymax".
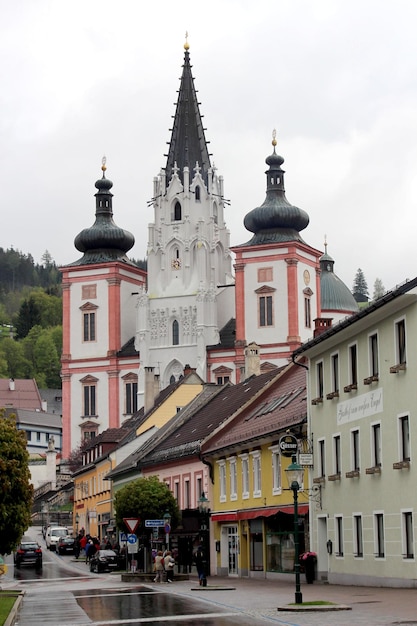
[{"xmin": 174, "ymin": 575, "xmax": 417, "ymax": 625}]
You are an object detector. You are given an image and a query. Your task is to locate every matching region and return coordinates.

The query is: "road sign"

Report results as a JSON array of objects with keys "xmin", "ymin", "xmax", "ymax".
[
  {"xmin": 124, "ymin": 517, "xmax": 140, "ymax": 533},
  {"xmin": 127, "ymin": 533, "xmax": 137, "ymax": 544},
  {"xmin": 145, "ymin": 519, "xmax": 165, "ymax": 527},
  {"xmin": 120, "ymin": 532, "xmax": 128, "ymax": 542},
  {"xmin": 164, "ymin": 523, "xmax": 171, "ymax": 534}
]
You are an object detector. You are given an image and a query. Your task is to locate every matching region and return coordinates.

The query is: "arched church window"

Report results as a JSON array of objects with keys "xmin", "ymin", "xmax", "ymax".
[
  {"xmin": 172, "ymin": 320, "xmax": 179, "ymax": 345},
  {"xmin": 195, "ymin": 186, "xmax": 201, "ymax": 201},
  {"xmin": 170, "ymin": 374, "xmax": 175, "ymax": 384},
  {"xmin": 174, "ymin": 201, "xmax": 182, "ymax": 221}
]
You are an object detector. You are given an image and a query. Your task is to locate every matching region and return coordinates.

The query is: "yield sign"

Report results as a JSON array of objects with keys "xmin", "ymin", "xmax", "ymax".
[{"xmin": 124, "ymin": 517, "xmax": 140, "ymax": 533}]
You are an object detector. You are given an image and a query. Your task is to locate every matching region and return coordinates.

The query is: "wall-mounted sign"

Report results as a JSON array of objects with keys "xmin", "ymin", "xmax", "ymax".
[{"xmin": 279, "ymin": 434, "xmax": 298, "ymax": 457}]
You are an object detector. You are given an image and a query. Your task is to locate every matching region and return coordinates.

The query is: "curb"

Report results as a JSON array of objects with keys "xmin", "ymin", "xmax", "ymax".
[
  {"xmin": 277, "ymin": 603, "xmax": 352, "ymax": 612},
  {"xmin": 3, "ymin": 591, "xmax": 25, "ymax": 626}
]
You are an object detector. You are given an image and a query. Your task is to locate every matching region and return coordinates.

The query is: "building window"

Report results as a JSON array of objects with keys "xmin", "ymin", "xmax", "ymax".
[
  {"xmin": 316, "ymin": 361, "xmax": 324, "ymax": 399},
  {"xmin": 257, "ymin": 267, "xmax": 273, "ymax": 283},
  {"xmin": 36, "ymin": 432, "xmax": 41, "ymax": 442},
  {"xmin": 83, "ymin": 384, "xmax": 96, "ymax": 417},
  {"xmin": 83, "ymin": 311, "xmax": 96, "ymax": 342},
  {"xmin": 399, "ymin": 414, "xmax": 410, "ymax": 462},
  {"xmin": 229, "ymin": 457, "xmax": 237, "ymax": 501},
  {"xmin": 125, "ymin": 381, "xmax": 138, "ymax": 415},
  {"xmin": 304, "ymin": 296, "xmax": 311, "ymax": 328},
  {"xmin": 333, "ymin": 434, "xmax": 341, "ymax": 475},
  {"xmin": 195, "ymin": 185, "xmax": 200, "ymax": 201},
  {"xmin": 26, "ymin": 431, "xmax": 32, "ymax": 441},
  {"xmin": 395, "ymin": 318, "xmax": 406, "ymax": 365},
  {"xmin": 172, "ymin": 320, "xmax": 179, "ymax": 345},
  {"xmin": 173, "ymin": 201, "xmax": 182, "ymax": 221},
  {"xmin": 240, "ymin": 454, "xmax": 249, "ymax": 499},
  {"xmin": 351, "ymin": 429, "xmax": 360, "ymax": 471},
  {"xmin": 174, "ymin": 481, "xmax": 179, "ymax": 503},
  {"xmin": 374, "ymin": 512, "xmax": 385, "ymax": 558},
  {"xmin": 402, "ymin": 511, "xmax": 414, "ymax": 559},
  {"xmin": 219, "ymin": 461, "xmax": 226, "ymax": 502},
  {"xmin": 353, "ymin": 514, "xmax": 363, "ymax": 557},
  {"xmin": 349, "ymin": 343, "xmax": 358, "ymax": 386},
  {"xmin": 196, "ymin": 476, "xmax": 202, "ymax": 501},
  {"xmin": 82, "ymin": 427, "xmax": 97, "ymax": 441},
  {"xmin": 251, "ymin": 451, "xmax": 262, "ymax": 497},
  {"xmin": 259, "ymin": 294, "xmax": 273, "ymax": 327},
  {"xmin": 369, "ymin": 332, "xmax": 379, "ymax": 377},
  {"xmin": 336, "ymin": 516, "xmax": 344, "ymax": 556},
  {"xmin": 217, "ymin": 376, "xmax": 230, "ymax": 385},
  {"xmin": 318, "ymin": 439, "xmax": 325, "ymax": 477},
  {"xmin": 372, "ymin": 422, "xmax": 382, "ymax": 467},
  {"xmin": 331, "ymin": 353, "xmax": 339, "ymax": 393},
  {"xmin": 270, "ymin": 446, "xmax": 281, "ymax": 493},
  {"xmin": 184, "ymin": 479, "xmax": 190, "ymax": 509}
]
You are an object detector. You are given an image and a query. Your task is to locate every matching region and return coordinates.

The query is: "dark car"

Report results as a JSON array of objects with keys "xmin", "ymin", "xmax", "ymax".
[
  {"xmin": 89, "ymin": 549, "xmax": 119, "ymax": 573},
  {"xmin": 57, "ymin": 536, "xmax": 76, "ymax": 555},
  {"xmin": 14, "ymin": 541, "xmax": 42, "ymax": 568}
]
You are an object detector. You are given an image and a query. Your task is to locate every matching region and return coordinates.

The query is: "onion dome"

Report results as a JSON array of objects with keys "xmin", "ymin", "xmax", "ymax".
[
  {"xmin": 70, "ymin": 158, "xmax": 135, "ymax": 266},
  {"xmin": 320, "ymin": 240, "xmax": 359, "ymax": 313},
  {"xmin": 243, "ymin": 131, "xmax": 309, "ymax": 245}
]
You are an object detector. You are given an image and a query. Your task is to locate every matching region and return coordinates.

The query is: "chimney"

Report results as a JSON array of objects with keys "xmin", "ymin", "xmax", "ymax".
[
  {"xmin": 183, "ymin": 364, "xmax": 195, "ymax": 377},
  {"xmin": 244, "ymin": 342, "xmax": 261, "ymax": 380},
  {"xmin": 144, "ymin": 367, "xmax": 159, "ymax": 414},
  {"xmin": 9, "ymin": 378, "xmax": 15, "ymax": 391},
  {"xmin": 41, "ymin": 400, "xmax": 47, "ymax": 412},
  {"xmin": 313, "ymin": 318, "xmax": 333, "ymax": 338}
]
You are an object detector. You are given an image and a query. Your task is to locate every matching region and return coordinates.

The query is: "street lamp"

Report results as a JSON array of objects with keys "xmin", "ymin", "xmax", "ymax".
[
  {"xmin": 75, "ymin": 513, "xmax": 80, "ymax": 535},
  {"xmin": 163, "ymin": 511, "xmax": 171, "ymax": 550},
  {"xmin": 285, "ymin": 455, "xmax": 305, "ymax": 604}
]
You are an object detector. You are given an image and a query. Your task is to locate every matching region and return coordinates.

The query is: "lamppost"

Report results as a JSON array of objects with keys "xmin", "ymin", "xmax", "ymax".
[
  {"xmin": 285, "ymin": 455, "xmax": 305, "ymax": 605},
  {"xmin": 75, "ymin": 513, "xmax": 80, "ymax": 536},
  {"xmin": 198, "ymin": 492, "xmax": 210, "ymax": 579},
  {"xmin": 163, "ymin": 511, "xmax": 171, "ymax": 551}
]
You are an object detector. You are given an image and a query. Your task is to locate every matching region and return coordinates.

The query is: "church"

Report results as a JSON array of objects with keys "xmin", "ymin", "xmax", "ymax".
[{"xmin": 60, "ymin": 40, "xmax": 357, "ymax": 458}]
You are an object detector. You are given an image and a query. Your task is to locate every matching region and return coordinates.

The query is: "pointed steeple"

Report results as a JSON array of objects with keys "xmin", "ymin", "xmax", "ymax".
[
  {"xmin": 243, "ymin": 131, "xmax": 310, "ymax": 245},
  {"xmin": 165, "ymin": 35, "xmax": 211, "ymax": 186},
  {"xmin": 70, "ymin": 158, "xmax": 135, "ymax": 266}
]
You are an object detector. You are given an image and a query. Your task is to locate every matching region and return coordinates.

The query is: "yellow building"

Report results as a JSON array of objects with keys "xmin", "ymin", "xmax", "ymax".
[{"xmin": 202, "ymin": 363, "xmax": 310, "ymax": 579}]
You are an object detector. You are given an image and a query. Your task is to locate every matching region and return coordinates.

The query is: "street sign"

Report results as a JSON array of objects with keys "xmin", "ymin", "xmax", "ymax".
[
  {"xmin": 145, "ymin": 519, "xmax": 165, "ymax": 527},
  {"xmin": 164, "ymin": 523, "xmax": 171, "ymax": 534},
  {"xmin": 123, "ymin": 517, "xmax": 140, "ymax": 533},
  {"xmin": 152, "ymin": 528, "xmax": 159, "ymax": 539},
  {"xmin": 120, "ymin": 532, "xmax": 128, "ymax": 542},
  {"xmin": 127, "ymin": 533, "xmax": 137, "ymax": 544},
  {"xmin": 279, "ymin": 434, "xmax": 298, "ymax": 457}
]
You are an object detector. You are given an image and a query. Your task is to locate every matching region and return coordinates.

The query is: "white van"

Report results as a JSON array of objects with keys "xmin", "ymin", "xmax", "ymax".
[{"xmin": 45, "ymin": 526, "xmax": 69, "ymax": 551}]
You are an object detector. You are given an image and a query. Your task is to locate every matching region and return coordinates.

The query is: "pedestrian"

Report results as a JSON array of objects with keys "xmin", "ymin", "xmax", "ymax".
[
  {"xmin": 79, "ymin": 534, "xmax": 87, "ymax": 555},
  {"xmin": 74, "ymin": 536, "xmax": 80, "ymax": 559},
  {"xmin": 153, "ymin": 551, "xmax": 165, "ymax": 583},
  {"xmin": 164, "ymin": 550, "xmax": 175, "ymax": 583},
  {"xmin": 194, "ymin": 545, "xmax": 206, "ymax": 586},
  {"xmin": 85, "ymin": 539, "xmax": 96, "ymax": 564}
]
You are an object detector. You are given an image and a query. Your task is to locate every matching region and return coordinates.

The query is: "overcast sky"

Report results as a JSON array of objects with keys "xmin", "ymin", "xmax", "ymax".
[{"xmin": 1, "ymin": 0, "xmax": 417, "ymax": 294}]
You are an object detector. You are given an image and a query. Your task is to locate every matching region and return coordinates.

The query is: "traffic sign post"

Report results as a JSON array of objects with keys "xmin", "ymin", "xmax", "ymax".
[
  {"xmin": 124, "ymin": 517, "xmax": 140, "ymax": 533},
  {"xmin": 145, "ymin": 519, "xmax": 165, "ymax": 527}
]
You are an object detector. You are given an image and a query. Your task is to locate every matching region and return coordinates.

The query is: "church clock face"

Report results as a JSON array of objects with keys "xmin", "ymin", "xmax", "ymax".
[
  {"xmin": 303, "ymin": 269, "xmax": 310, "ymax": 286},
  {"xmin": 171, "ymin": 258, "xmax": 181, "ymax": 270}
]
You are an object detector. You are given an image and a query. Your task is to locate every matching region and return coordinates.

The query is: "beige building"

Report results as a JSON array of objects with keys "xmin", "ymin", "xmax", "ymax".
[{"xmin": 294, "ymin": 277, "xmax": 417, "ymax": 587}]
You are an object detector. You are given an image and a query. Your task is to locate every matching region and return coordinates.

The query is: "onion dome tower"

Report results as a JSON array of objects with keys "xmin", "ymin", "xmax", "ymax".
[
  {"xmin": 70, "ymin": 158, "xmax": 135, "ymax": 266},
  {"xmin": 243, "ymin": 131, "xmax": 310, "ymax": 245},
  {"xmin": 320, "ymin": 239, "xmax": 359, "ymax": 318}
]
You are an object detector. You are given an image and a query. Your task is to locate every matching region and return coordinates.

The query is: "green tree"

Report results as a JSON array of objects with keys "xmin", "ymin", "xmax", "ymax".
[
  {"xmin": 114, "ymin": 476, "xmax": 180, "ymax": 534},
  {"xmin": 373, "ymin": 278, "xmax": 385, "ymax": 300},
  {"xmin": 0, "ymin": 337, "xmax": 32, "ymax": 379},
  {"xmin": 352, "ymin": 268, "xmax": 369, "ymax": 302},
  {"xmin": 0, "ymin": 411, "xmax": 33, "ymax": 554}
]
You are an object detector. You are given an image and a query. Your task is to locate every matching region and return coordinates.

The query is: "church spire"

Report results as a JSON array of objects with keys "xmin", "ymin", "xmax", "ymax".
[{"xmin": 165, "ymin": 35, "xmax": 212, "ymax": 186}]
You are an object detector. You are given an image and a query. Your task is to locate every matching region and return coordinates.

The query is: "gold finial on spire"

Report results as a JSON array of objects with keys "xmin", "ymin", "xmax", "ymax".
[
  {"xmin": 272, "ymin": 128, "xmax": 277, "ymax": 149},
  {"xmin": 184, "ymin": 31, "xmax": 190, "ymax": 50},
  {"xmin": 101, "ymin": 155, "xmax": 107, "ymax": 172}
]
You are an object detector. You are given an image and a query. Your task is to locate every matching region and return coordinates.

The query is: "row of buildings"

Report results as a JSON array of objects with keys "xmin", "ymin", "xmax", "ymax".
[{"xmin": 14, "ymin": 39, "xmax": 417, "ymax": 588}]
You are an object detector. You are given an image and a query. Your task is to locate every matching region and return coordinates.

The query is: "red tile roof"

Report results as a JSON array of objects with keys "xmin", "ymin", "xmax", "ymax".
[{"xmin": 0, "ymin": 378, "xmax": 42, "ymax": 410}]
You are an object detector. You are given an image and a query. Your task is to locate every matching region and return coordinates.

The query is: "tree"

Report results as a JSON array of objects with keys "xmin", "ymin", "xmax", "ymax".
[
  {"xmin": 114, "ymin": 476, "xmax": 180, "ymax": 534},
  {"xmin": 373, "ymin": 278, "xmax": 385, "ymax": 300},
  {"xmin": 352, "ymin": 268, "xmax": 369, "ymax": 302},
  {"xmin": 0, "ymin": 411, "xmax": 33, "ymax": 554}
]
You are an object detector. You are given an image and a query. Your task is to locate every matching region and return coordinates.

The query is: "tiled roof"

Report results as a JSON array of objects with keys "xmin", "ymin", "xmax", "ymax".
[
  {"xmin": 139, "ymin": 368, "xmax": 282, "ymax": 467},
  {"xmin": 202, "ymin": 364, "xmax": 307, "ymax": 455},
  {"xmin": 117, "ymin": 336, "xmax": 139, "ymax": 357},
  {"xmin": 0, "ymin": 378, "xmax": 42, "ymax": 410}
]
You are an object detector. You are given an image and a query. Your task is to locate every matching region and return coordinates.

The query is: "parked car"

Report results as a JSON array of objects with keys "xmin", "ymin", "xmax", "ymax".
[
  {"xmin": 89, "ymin": 549, "xmax": 119, "ymax": 573},
  {"xmin": 14, "ymin": 541, "xmax": 42, "ymax": 568},
  {"xmin": 57, "ymin": 536, "xmax": 75, "ymax": 555},
  {"xmin": 45, "ymin": 526, "xmax": 69, "ymax": 551}
]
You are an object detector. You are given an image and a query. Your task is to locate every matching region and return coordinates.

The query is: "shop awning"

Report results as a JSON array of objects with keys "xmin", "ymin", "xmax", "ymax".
[{"xmin": 211, "ymin": 505, "xmax": 309, "ymax": 522}]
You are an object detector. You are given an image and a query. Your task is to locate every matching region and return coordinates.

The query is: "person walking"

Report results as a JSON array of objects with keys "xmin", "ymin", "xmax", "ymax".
[
  {"xmin": 154, "ymin": 551, "xmax": 165, "ymax": 583},
  {"xmin": 194, "ymin": 546, "xmax": 206, "ymax": 586},
  {"xmin": 164, "ymin": 550, "xmax": 175, "ymax": 583}
]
